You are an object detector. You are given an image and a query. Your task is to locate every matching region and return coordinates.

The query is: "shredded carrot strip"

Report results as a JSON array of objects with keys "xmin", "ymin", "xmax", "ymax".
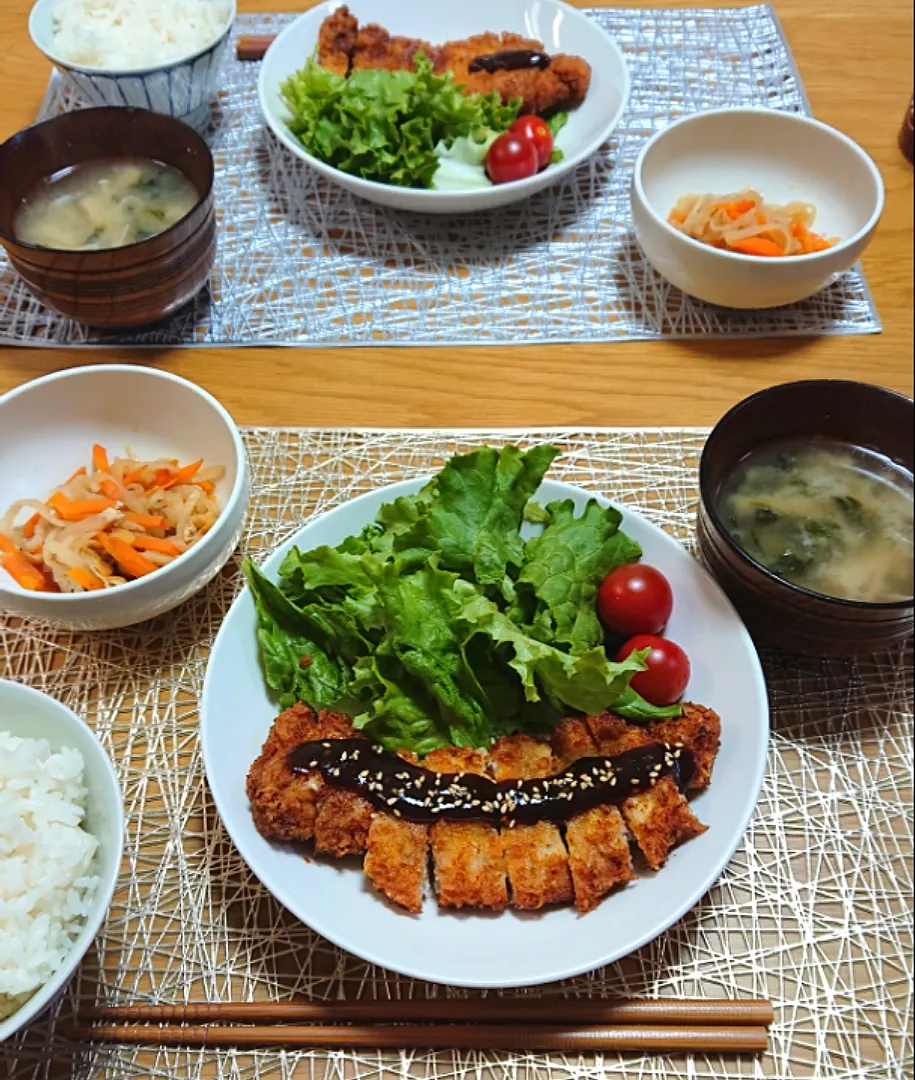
[
  {"xmin": 68, "ymin": 566, "xmax": 104, "ymax": 591},
  {"xmin": 132, "ymin": 535, "xmax": 183, "ymax": 556},
  {"xmin": 92, "ymin": 444, "xmax": 110, "ymax": 472},
  {"xmin": 125, "ymin": 512, "xmax": 170, "ymax": 530},
  {"xmin": 48, "ymin": 493, "xmax": 117, "ymax": 521},
  {"xmin": 96, "ymin": 533, "xmax": 158, "ymax": 578},
  {"xmin": 100, "ymin": 479, "xmax": 122, "ymax": 501},
  {"xmin": 23, "ymin": 513, "xmax": 42, "ymax": 539},
  {"xmin": 196, "ymin": 480, "xmax": 215, "ymax": 496},
  {"xmin": 162, "ymin": 459, "xmax": 203, "ymax": 490},
  {"xmin": 728, "ymin": 237, "xmax": 785, "ymax": 257},
  {"xmin": 124, "ymin": 466, "xmax": 147, "ymax": 486},
  {"xmin": 724, "ymin": 199, "xmax": 755, "ymax": 219},
  {"xmin": 0, "ymin": 533, "xmax": 18, "ymax": 556},
  {"xmin": 2, "ymin": 552, "xmax": 46, "ymax": 591}
]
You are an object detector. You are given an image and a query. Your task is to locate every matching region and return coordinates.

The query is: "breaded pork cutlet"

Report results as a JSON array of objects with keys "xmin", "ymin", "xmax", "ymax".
[
  {"xmin": 551, "ymin": 717, "xmax": 634, "ymax": 912},
  {"xmin": 490, "ymin": 735, "xmax": 574, "ymax": 910},
  {"xmin": 586, "ymin": 713, "xmax": 708, "ymax": 872},
  {"xmin": 317, "ymin": 7, "xmax": 592, "ymax": 115},
  {"xmin": 438, "ymin": 32, "xmax": 592, "ymax": 116},
  {"xmin": 246, "ymin": 704, "xmax": 357, "ymax": 844},
  {"xmin": 363, "ymin": 815, "xmax": 429, "ymax": 914},
  {"xmin": 648, "ymin": 704, "xmax": 722, "ymax": 793},
  {"xmin": 424, "ymin": 746, "xmax": 509, "ymax": 911},
  {"xmin": 317, "ymin": 5, "xmax": 359, "ymax": 75}
]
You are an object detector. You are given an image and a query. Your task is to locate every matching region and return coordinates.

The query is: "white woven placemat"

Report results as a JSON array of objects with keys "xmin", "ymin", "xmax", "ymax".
[
  {"xmin": 2, "ymin": 429, "xmax": 911, "ymax": 1080},
  {"xmin": 0, "ymin": 6, "xmax": 880, "ymax": 348}
]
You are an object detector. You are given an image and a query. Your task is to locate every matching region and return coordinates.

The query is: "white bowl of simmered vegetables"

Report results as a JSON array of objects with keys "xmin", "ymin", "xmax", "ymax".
[
  {"xmin": 698, "ymin": 380, "xmax": 914, "ymax": 657},
  {"xmin": 0, "ymin": 365, "xmax": 249, "ymax": 631},
  {"xmin": 631, "ymin": 108, "xmax": 885, "ymax": 309}
]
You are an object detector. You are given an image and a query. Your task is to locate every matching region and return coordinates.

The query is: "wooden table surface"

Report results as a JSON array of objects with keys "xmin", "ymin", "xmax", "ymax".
[{"xmin": 0, "ymin": 0, "xmax": 912, "ymax": 427}]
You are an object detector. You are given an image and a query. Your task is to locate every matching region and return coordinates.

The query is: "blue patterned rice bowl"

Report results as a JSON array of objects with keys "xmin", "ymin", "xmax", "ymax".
[{"xmin": 28, "ymin": 0, "xmax": 236, "ymax": 132}]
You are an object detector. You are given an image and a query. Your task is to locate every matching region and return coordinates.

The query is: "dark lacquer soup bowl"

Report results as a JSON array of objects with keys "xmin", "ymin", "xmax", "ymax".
[
  {"xmin": 698, "ymin": 380, "xmax": 914, "ymax": 657},
  {"xmin": 0, "ymin": 107, "xmax": 215, "ymax": 329}
]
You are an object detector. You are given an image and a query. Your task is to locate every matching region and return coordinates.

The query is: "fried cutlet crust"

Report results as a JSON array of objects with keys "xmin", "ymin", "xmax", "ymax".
[
  {"xmin": 648, "ymin": 704, "xmax": 722, "ymax": 792},
  {"xmin": 622, "ymin": 777, "xmax": 708, "ymax": 871},
  {"xmin": 318, "ymin": 7, "xmax": 592, "ymax": 114},
  {"xmin": 565, "ymin": 805, "xmax": 633, "ymax": 913},
  {"xmin": 314, "ymin": 788, "xmax": 375, "ymax": 857},
  {"xmin": 364, "ymin": 815, "xmax": 429, "ymax": 913},
  {"xmin": 491, "ymin": 735, "xmax": 574, "ymax": 909},
  {"xmin": 425, "ymin": 746, "xmax": 509, "ymax": 911},
  {"xmin": 246, "ymin": 704, "xmax": 356, "ymax": 843},
  {"xmin": 547, "ymin": 720, "xmax": 635, "ymax": 910},
  {"xmin": 583, "ymin": 711, "xmax": 708, "ymax": 870},
  {"xmin": 248, "ymin": 703, "xmax": 714, "ymax": 913},
  {"xmin": 318, "ymin": 5, "xmax": 359, "ymax": 75}
]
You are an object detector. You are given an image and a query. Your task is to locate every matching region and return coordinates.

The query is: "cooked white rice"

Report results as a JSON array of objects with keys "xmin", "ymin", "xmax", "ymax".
[
  {"xmin": 50, "ymin": 0, "xmax": 233, "ymax": 70},
  {"xmin": 0, "ymin": 732, "xmax": 100, "ymax": 1021}
]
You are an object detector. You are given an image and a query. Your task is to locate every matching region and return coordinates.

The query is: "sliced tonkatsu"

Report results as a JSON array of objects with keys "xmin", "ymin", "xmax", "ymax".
[{"xmin": 246, "ymin": 701, "xmax": 721, "ymax": 915}]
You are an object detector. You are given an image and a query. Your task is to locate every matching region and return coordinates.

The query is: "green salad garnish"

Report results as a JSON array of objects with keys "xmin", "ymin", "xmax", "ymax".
[
  {"xmin": 245, "ymin": 445, "xmax": 680, "ymax": 755},
  {"xmin": 281, "ymin": 55, "xmax": 521, "ymax": 189}
]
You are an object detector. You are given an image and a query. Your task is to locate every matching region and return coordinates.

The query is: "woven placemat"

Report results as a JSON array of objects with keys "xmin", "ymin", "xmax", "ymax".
[
  {"xmin": 0, "ymin": 6, "xmax": 880, "ymax": 348},
  {"xmin": 2, "ymin": 429, "xmax": 911, "ymax": 1080}
]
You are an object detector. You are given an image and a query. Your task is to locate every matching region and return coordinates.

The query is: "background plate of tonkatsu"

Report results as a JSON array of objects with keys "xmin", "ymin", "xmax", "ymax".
[
  {"xmin": 201, "ymin": 478, "xmax": 769, "ymax": 988},
  {"xmin": 257, "ymin": 0, "xmax": 631, "ymax": 213}
]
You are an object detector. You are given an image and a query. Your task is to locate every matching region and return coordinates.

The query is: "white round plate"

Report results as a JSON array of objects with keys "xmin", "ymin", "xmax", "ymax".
[
  {"xmin": 201, "ymin": 478, "xmax": 768, "ymax": 988},
  {"xmin": 258, "ymin": 0, "xmax": 630, "ymax": 213}
]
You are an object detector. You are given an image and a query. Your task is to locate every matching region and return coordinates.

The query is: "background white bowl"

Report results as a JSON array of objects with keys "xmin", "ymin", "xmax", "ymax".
[
  {"xmin": 0, "ymin": 365, "xmax": 249, "ymax": 631},
  {"xmin": 259, "ymin": 0, "xmax": 630, "ymax": 214},
  {"xmin": 630, "ymin": 108, "xmax": 885, "ymax": 309},
  {"xmin": 29, "ymin": 0, "xmax": 237, "ymax": 132},
  {"xmin": 0, "ymin": 679, "xmax": 124, "ymax": 1044}
]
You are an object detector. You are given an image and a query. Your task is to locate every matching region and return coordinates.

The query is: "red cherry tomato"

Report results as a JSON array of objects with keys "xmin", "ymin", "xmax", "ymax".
[
  {"xmin": 617, "ymin": 635, "xmax": 691, "ymax": 707},
  {"xmin": 596, "ymin": 564, "xmax": 674, "ymax": 636},
  {"xmin": 486, "ymin": 133, "xmax": 539, "ymax": 185},
  {"xmin": 509, "ymin": 115, "xmax": 554, "ymax": 169}
]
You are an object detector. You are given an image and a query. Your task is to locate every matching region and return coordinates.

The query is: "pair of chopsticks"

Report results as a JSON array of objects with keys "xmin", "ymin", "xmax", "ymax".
[
  {"xmin": 237, "ymin": 35, "xmax": 277, "ymax": 61},
  {"xmin": 70, "ymin": 998, "xmax": 773, "ymax": 1053}
]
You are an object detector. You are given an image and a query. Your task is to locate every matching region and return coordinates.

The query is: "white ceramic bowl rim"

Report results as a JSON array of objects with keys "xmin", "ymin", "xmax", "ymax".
[
  {"xmin": 633, "ymin": 107, "xmax": 886, "ymax": 265},
  {"xmin": 0, "ymin": 364, "xmax": 246, "ymax": 603},
  {"xmin": 0, "ymin": 678, "xmax": 124, "ymax": 1043},
  {"xmin": 260, "ymin": 0, "xmax": 631, "ymax": 201},
  {"xmin": 28, "ymin": 0, "xmax": 237, "ymax": 77}
]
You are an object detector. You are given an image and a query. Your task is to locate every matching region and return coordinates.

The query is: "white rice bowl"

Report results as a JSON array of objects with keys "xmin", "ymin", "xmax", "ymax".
[{"xmin": 0, "ymin": 733, "xmax": 100, "ymax": 1021}]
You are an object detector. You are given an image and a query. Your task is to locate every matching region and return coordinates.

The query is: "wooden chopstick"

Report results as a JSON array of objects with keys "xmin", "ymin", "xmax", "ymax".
[
  {"xmin": 79, "ymin": 998, "xmax": 774, "ymax": 1027},
  {"xmin": 236, "ymin": 34, "xmax": 277, "ymax": 61},
  {"xmin": 67, "ymin": 1022, "xmax": 770, "ymax": 1053}
]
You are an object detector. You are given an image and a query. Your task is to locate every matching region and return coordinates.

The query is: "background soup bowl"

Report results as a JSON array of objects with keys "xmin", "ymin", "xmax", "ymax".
[
  {"xmin": 697, "ymin": 380, "xmax": 914, "ymax": 657},
  {"xmin": 0, "ymin": 107, "xmax": 216, "ymax": 330},
  {"xmin": 0, "ymin": 365, "xmax": 249, "ymax": 632},
  {"xmin": 0, "ymin": 679, "xmax": 124, "ymax": 1044},
  {"xmin": 29, "ymin": 0, "xmax": 236, "ymax": 133},
  {"xmin": 631, "ymin": 108, "xmax": 885, "ymax": 309}
]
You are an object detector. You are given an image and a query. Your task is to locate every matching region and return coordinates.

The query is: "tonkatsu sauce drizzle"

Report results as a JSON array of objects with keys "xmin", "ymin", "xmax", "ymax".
[
  {"xmin": 287, "ymin": 739, "xmax": 696, "ymax": 825},
  {"xmin": 468, "ymin": 50, "xmax": 551, "ymax": 74}
]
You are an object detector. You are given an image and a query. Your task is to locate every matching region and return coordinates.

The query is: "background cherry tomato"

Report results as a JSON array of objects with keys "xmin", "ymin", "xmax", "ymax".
[
  {"xmin": 596, "ymin": 564, "xmax": 674, "ymax": 636},
  {"xmin": 509, "ymin": 115, "xmax": 554, "ymax": 169},
  {"xmin": 486, "ymin": 133, "xmax": 539, "ymax": 185},
  {"xmin": 617, "ymin": 634, "xmax": 691, "ymax": 706}
]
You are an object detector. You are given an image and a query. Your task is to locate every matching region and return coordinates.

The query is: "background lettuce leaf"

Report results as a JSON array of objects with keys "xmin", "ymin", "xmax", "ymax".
[{"xmin": 281, "ymin": 56, "xmax": 520, "ymax": 189}]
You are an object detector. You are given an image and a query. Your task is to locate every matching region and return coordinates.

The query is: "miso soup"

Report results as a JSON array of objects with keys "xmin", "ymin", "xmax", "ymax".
[
  {"xmin": 718, "ymin": 438, "xmax": 914, "ymax": 603},
  {"xmin": 14, "ymin": 159, "xmax": 199, "ymax": 251}
]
